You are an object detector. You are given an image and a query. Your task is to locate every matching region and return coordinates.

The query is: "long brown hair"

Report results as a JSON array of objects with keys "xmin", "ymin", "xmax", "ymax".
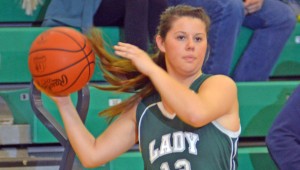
[{"xmin": 87, "ymin": 5, "xmax": 210, "ymax": 120}]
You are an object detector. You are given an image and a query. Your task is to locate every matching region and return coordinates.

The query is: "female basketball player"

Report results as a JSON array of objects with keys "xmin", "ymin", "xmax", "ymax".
[{"xmin": 49, "ymin": 5, "xmax": 241, "ymax": 169}]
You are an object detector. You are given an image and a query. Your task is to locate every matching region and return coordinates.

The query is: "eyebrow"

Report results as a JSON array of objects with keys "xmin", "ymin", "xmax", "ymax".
[{"xmin": 174, "ymin": 31, "xmax": 205, "ymax": 36}]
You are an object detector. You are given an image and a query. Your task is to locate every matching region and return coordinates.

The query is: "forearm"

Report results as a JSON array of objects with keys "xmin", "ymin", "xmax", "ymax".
[
  {"xmin": 55, "ymin": 99, "xmax": 138, "ymax": 168},
  {"xmin": 56, "ymin": 103, "xmax": 103, "ymax": 166}
]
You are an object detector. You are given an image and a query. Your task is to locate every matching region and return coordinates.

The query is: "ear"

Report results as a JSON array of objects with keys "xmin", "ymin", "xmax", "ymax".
[{"xmin": 155, "ymin": 35, "xmax": 166, "ymax": 53}]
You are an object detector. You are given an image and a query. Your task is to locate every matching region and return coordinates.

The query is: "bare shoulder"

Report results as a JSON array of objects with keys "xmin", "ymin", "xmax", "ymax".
[
  {"xmin": 203, "ymin": 75, "xmax": 240, "ymax": 131},
  {"xmin": 201, "ymin": 74, "xmax": 237, "ymax": 92}
]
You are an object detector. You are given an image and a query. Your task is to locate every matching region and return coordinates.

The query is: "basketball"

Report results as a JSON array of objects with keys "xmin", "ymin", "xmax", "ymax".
[{"xmin": 28, "ymin": 27, "xmax": 95, "ymax": 96}]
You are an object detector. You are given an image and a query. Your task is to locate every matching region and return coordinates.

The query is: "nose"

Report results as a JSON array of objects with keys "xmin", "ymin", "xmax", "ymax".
[{"xmin": 186, "ymin": 37, "xmax": 195, "ymax": 51}]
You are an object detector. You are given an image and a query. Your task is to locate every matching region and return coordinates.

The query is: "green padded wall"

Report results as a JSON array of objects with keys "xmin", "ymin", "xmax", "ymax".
[
  {"xmin": 0, "ymin": 27, "xmax": 47, "ymax": 83},
  {"xmin": 0, "ymin": 0, "xmax": 50, "ymax": 23},
  {"xmin": 108, "ymin": 152, "xmax": 144, "ymax": 170},
  {"xmin": 238, "ymin": 147, "xmax": 277, "ymax": 170},
  {"xmin": 237, "ymin": 81, "xmax": 300, "ymax": 137}
]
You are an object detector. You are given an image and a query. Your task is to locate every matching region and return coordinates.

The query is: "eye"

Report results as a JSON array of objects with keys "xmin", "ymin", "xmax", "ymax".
[
  {"xmin": 194, "ymin": 36, "xmax": 203, "ymax": 42},
  {"xmin": 176, "ymin": 35, "xmax": 186, "ymax": 41}
]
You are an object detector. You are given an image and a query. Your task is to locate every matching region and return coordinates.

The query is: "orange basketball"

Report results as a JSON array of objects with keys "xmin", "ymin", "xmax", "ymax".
[{"xmin": 28, "ymin": 27, "xmax": 95, "ymax": 96}]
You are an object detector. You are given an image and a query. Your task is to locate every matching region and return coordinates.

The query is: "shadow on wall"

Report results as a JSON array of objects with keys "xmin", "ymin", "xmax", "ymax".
[
  {"xmin": 272, "ymin": 61, "xmax": 300, "ymax": 77},
  {"xmin": 243, "ymin": 88, "xmax": 292, "ymax": 137},
  {"xmin": 243, "ymin": 88, "xmax": 292, "ymax": 170}
]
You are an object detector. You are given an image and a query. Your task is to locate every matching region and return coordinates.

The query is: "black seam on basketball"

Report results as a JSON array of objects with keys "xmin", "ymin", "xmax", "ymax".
[
  {"xmin": 30, "ymin": 29, "xmax": 87, "ymax": 54},
  {"xmin": 50, "ymin": 29, "xmax": 92, "ymax": 79},
  {"xmin": 52, "ymin": 29, "xmax": 86, "ymax": 50},
  {"xmin": 32, "ymin": 50, "xmax": 94, "ymax": 77},
  {"xmin": 30, "ymin": 48, "xmax": 83, "ymax": 54},
  {"xmin": 83, "ymin": 48, "xmax": 94, "ymax": 78},
  {"xmin": 55, "ymin": 62, "xmax": 95, "ymax": 93}
]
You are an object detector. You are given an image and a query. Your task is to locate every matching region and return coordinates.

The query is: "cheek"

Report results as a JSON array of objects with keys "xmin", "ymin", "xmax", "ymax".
[
  {"xmin": 199, "ymin": 44, "xmax": 208, "ymax": 58},
  {"xmin": 165, "ymin": 47, "xmax": 182, "ymax": 63},
  {"xmin": 165, "ymin": 42, "xmax": 182, "ymax": 55}
]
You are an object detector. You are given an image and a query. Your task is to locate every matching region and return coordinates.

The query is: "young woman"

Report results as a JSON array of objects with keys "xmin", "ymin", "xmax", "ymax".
[{"xmin": 48, "ymin": 5, "xmax": 240, "ymax": 170}]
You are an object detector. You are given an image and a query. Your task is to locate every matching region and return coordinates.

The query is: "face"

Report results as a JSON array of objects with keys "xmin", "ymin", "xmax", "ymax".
[{"xmin": 156, "ymin": 16, "xmax": 208, "ymax": 78}]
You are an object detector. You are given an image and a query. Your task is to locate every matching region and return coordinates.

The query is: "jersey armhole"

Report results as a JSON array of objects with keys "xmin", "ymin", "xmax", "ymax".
[{"xmin": 212, "ymin": 121, "xmax": 241, "ymax": 138}]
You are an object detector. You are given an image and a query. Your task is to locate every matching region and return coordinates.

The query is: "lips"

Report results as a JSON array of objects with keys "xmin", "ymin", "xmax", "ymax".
[{"xmin": 182, "ymin": 55, "xmax": 196, "ymax": 62}]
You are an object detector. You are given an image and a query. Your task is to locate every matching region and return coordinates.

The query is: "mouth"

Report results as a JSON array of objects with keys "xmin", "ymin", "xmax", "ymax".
[{"xmin": 182, "ymin": 55, "xmax": 196, "ymax": 63}]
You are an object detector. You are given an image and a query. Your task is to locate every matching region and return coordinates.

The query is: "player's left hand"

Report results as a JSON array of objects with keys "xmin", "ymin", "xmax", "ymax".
[{"xmin": 114, "ymin": 42, "xmax": 158, "ymax": 76}]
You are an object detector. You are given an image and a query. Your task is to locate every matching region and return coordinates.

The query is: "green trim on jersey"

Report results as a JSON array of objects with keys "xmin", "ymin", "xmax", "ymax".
[{"xmin": 136, "ymin": 74, "xmax": 240, "ymax": 170}]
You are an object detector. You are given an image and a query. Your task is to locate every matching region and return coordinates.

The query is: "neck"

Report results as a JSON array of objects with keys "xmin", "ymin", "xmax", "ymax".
[{"xmin": 172, "ymin": 71, "xmax": 202, "ymax": 87}]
